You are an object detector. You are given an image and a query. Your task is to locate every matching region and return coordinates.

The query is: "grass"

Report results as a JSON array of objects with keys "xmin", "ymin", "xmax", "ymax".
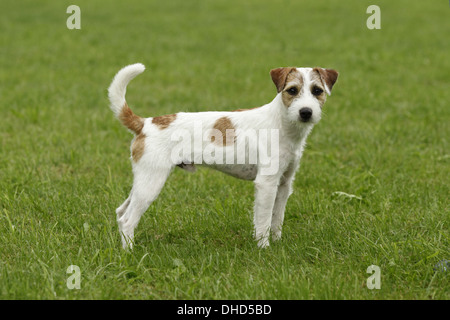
[{"xmin": 0, "ymin": 0, "xmax": 449, "ymax": 299}]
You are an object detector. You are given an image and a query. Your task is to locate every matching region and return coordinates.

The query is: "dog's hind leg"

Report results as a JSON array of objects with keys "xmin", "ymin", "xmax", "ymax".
[{"xmin": 117, "ymin": 166, "xmax": 173, "ymax": 249}]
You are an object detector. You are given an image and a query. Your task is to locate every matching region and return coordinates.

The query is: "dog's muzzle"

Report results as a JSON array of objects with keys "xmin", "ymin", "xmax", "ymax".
[{"xmin": 299, "ymin": 107, "xmax": 313, "ymax": 122}]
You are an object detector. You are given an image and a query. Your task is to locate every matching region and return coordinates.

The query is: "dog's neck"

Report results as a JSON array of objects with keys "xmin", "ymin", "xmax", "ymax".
[{"xmin": 264, "ymin": 94, "xmax": 314, "ymax": 148}]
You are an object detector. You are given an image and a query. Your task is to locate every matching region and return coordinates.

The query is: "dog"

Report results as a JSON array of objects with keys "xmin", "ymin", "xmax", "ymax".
[{"xmin": 108, "ymin": 63, "xmax": 338, "ymax": 249}]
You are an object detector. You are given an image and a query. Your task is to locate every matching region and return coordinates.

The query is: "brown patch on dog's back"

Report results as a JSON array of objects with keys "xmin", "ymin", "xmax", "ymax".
[
  {"xmin": 152, "ymin": 113, "xmax": 177, "ymax": 129},
  {"xmin": 119, "ymin": 103, "xmax": 144, "ymax": 134},
  {"xmin": 131, "ymin": 133, "xmax": 146, "ymax": 162},
  {"xmin": 211, "ymin": 116, "xmax": 235, "ymax": 146}
]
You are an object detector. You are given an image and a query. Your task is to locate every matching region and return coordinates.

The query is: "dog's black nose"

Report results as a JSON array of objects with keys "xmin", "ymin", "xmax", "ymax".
[{"xmin": 299, "ymin": 107, "xmax": 312, "ymax": 121}]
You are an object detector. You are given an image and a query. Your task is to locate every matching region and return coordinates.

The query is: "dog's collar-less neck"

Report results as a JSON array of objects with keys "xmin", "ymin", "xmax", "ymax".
[{"xmin": 265, "ymin": 94, "xmax": 313, "ymax": 147}]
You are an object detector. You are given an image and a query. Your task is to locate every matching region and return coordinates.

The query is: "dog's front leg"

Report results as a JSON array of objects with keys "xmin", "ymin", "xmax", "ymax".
[
  {"xmin": 270, "ymin": 177, "xmax": 294, "ymax": 241},
  {"xmin": 271, "ymin": 162, "xmax": 298, "ymax": 241},
  {"xmin": 253, "ymin": 174, "xmax": 280, "ymax": 248}
]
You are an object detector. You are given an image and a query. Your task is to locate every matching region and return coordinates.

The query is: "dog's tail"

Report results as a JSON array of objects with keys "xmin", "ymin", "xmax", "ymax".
[{"xmin": 108, "ymin": 63, "xmax": 146, "ymax": 134}]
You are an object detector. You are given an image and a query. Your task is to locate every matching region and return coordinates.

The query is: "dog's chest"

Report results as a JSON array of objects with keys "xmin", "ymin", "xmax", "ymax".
[{"xmin": 206, "ymin": 164, "xmax": 258, "ymax": 181}]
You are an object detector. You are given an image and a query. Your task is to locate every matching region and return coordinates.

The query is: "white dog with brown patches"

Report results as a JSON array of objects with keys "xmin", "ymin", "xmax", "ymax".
[{"xmin": 108, "ymin": 63, "xmax": 338, "ymax": 249}]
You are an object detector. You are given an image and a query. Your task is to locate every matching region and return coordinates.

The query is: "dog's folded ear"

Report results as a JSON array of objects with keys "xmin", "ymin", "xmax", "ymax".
[
  {"xmin": 270, "ymin": 67, "xmax": 297, "ymax": 93},
  {"xmin": 314, "ymin": 68, "xmax": 339, "ymax": 95}
]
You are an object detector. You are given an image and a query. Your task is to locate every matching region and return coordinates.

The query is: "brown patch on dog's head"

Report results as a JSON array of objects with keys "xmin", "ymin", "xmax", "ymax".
[
  {"xmin": 211, "ymin": 116, "xmax": 235, "ymax": 146},
  {"xmin": 152, "ymin": 113, "xmax": 177, "ymax": 129},
  {"xmin": 131, "ymin": 133, "xmax": 146, "ymax": 162},
  {"xmin": 309, "ymin": 70, "xmax": 328, "ymax": 106},
  {"xmin": 119, "ymin": 103, "xmax": 144, "ymax": 134},
  {"xmin": 270, "ymin": 67, "xmax": 297, "ymax": 93},
  {"xmin": 280, "ymin": 69, "xmax": 303, "ymax": 107},
  {"xmin": 313, "ymin": 67, "xmax": 339, "ymax": 95}
]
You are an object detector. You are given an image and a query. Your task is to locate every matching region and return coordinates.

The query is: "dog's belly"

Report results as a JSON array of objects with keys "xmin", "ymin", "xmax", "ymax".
[{"xmin": 207, "ymin": 164, "xmax": 257, "ymax": 181}]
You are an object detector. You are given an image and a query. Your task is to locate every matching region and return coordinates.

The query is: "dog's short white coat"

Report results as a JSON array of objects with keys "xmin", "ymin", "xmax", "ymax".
[{"xmin": 108, "ymin": 63, "xmax": 337, "ymax": 249}]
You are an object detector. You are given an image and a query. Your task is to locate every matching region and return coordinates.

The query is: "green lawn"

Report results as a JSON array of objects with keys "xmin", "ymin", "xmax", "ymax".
[{"xmin": 0, "ymin": 0, "xmax": 449, "ymax": 299}]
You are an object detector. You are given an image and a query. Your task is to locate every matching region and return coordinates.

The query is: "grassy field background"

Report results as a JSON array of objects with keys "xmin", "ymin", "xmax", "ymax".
[{"xmin": 0, "ymin": 0, "xmax": 449, "ymax": 299}]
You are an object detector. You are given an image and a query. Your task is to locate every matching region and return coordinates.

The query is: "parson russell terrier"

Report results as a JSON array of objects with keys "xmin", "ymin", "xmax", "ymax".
[{"xmin": 108, "ymin": 63, "xmax": 338, "ymax": 249}]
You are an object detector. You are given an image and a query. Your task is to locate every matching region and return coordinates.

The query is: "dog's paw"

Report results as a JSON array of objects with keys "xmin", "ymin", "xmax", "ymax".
[
  {"xmin": 271, "ymin": 231, "xmax": 282, "ymax": 242},
  {"xmin": 121, "ymin": 235, "xmax": 134, "ymax": 250},
  {"xmin": 256, "ymin": 237, "xmax": 270, "ymax": 248}
]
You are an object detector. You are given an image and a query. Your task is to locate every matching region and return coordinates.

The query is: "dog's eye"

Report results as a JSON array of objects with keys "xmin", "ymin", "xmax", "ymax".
[
  {"xmin": 286, "ymin": 87, "xmax": 298, "ymax": 95},
  {"xmin": 312, "ymin": 86, "xmax": 323, "ymax": 96}
]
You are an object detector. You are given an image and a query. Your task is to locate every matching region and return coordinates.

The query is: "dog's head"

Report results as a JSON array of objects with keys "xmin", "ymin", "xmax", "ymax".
[{"xmin": 270, "ymin": 67, "xmax": 338, "ymax": 125}]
